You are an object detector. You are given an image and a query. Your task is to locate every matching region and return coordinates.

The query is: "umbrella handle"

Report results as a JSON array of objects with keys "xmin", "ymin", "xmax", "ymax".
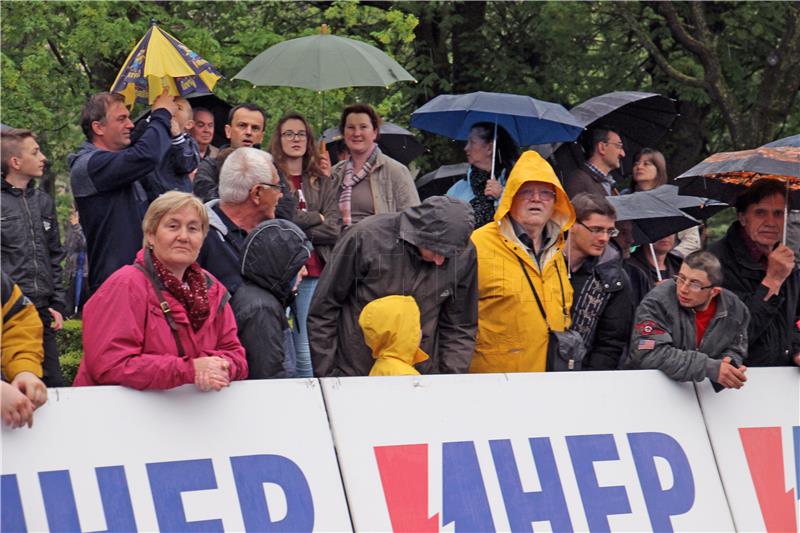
[{"xmin": 649, "ymin": 243, "xmax": 663, "ymax": 282}]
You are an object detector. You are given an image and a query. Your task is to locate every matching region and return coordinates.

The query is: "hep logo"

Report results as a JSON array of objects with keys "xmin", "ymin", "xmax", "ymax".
[
  {"xmin": 740, "ymin": 426, "xmax": 800, "ymax": 533},
  {"xmin": 375, "ymin": 433, "xmax": 696, "ymax": 532}
]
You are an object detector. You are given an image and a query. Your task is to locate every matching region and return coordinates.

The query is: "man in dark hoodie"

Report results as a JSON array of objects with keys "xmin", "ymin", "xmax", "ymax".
[
  {"xmin": 564, "ymin": 193, "xmax": 635, "ymax": 370},
  {"xmin": 308, "ymin": 195, "xmax": 478, "ymax": 376},
  {"xmin": 68, "ymin": 90, "xmax": 177, "ymax": 293},
  {"xmin": 231, "ymin": 219, "xmax": 312, "ymax": 379}
]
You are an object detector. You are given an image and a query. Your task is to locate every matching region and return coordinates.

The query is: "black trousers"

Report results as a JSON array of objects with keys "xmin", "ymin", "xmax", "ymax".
[{"xmin": 37, "ymin": 308, "xmax": 64, "ymax": 387}]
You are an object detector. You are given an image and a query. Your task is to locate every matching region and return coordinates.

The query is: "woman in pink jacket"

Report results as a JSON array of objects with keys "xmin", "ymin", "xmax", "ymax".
[{"xmin": 73, "ymin": 191, "xmax": 247, "ymax": 390}]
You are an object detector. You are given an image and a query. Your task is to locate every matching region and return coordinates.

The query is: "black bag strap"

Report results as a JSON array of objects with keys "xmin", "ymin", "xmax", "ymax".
[
  {"xmin": 134, "ymin": 249, "xmax": 186, "ymax": 358},
  {"xmin": 517, "ymin": 256, "xmax": 553, "ymax": 333}
]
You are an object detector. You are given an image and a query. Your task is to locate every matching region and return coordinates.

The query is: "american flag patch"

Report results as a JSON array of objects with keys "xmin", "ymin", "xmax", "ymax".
[{"xmin": 638, "ymin": 339, "xmax": 656, "ymax": 350}]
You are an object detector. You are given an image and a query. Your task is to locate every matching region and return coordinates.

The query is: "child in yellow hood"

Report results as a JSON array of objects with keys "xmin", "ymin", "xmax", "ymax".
[{"xmin": 359, "ymin": 295, "xmax": 429, "ymax": 376}]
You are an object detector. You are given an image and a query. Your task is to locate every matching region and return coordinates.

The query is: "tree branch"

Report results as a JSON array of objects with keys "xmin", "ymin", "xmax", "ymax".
[
  {"xmin": 658, "ymin": 2, "xmax": 708, "ymax": 58},
  {"xmin": 619, "ymin": 4, "xmax": 706, "ymax": 88}
]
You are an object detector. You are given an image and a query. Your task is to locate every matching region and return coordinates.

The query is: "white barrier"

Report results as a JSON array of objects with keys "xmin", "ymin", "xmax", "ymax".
[
  {"xmin": 1, "ymin": 380, "xmax": 352, "ymax": 532},
  {"xmin": 322, "ymin": 371, "xmax": 733, "ymax": 532},
  {"xmin": 696, "ymin": 367, "xmax": 800, "ymax": 533}
]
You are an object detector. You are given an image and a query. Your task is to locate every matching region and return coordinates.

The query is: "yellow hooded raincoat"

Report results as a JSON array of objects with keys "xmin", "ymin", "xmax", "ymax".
[
  {"xmin": 360, "ymin": 295, "xmax": 430, "ymax": 376},
  {"xmin": 469, "ymin": 150, "xmax": 576, "ymax": 373}
]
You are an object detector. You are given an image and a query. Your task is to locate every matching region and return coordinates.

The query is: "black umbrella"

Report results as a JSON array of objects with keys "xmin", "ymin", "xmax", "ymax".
[
  {"xmin": 649, "ymin": 185, "xmax": 728, "ymax": 220},
  {"xmin": 415, "ymin": 163, "xmax": 469, "ymax": 200},
  {"xmin": 551, "ymin": 91, "xmax": 678, "ymax": 184},
  {"xmin": 608, "ymin": 189, "xmax": 701, "ymax": 245},
  {"xmin": 321, "ymin": 122, "xmax": 425, "ymax": 166}
]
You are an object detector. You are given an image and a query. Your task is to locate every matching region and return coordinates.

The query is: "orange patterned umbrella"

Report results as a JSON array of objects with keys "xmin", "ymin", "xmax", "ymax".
[{"xmin": 676, "ymin": 146, "xmax": 800, "ymax": 210}]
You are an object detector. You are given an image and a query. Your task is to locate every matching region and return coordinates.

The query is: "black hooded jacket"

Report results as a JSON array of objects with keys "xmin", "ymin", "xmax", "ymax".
[
  {"xmin": 308, "ymin": 196, "xmax": 479, "ymax": 376},
  {"xmin": 230, "ymin": 219, "xmax": 312, "ymax": 379},
  {"xmin": 708, "ymin": 222, "xmax": 800, "ymax": 366}
]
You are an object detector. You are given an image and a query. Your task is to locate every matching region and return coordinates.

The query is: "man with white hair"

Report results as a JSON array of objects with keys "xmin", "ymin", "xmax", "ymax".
[{"xmin": 197, "ymin": 147, "xmax": 283, "ymax": 294}]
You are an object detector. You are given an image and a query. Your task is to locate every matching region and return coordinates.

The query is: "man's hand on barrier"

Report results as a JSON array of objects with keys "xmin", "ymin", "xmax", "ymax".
[
  {"xmin": 12, "ymin": 371, "xmax": 47, "ymax": 407},
  {"xmin": 718, "ymin": 356, "xmax": 747, "ymax": 389}
]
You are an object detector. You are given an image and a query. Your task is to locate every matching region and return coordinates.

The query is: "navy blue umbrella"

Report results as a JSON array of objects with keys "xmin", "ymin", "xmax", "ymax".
[{"xmin": 410, "ymin": 91, "xmax": 583, "ymax": 146}]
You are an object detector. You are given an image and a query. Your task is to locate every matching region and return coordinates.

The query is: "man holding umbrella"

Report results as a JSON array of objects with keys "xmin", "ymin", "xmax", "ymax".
[
  {"xmin": 69, "ymin": 90, "xmax": 177, "ymax": 293},
  {"xmin": 708, "ymin": 179, "xmax": 800, "ymax": 367}
]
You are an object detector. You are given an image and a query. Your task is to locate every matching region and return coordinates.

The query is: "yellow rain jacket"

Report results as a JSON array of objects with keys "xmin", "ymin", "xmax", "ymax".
[
  {"xmin": 469, "ymin": 150, "xmax": 576, "ymax": 373},
  {"xmin": 360, "ymin": 295, "xmax": 429, "ymax": 376},
  {"xmin": 1, "ymin": 273, "xmax": 44, "ymax": 380}
]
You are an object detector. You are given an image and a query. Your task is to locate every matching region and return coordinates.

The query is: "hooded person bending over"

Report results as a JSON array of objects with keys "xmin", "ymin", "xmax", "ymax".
[
  {"xmin": 308, "ymin": 196, "xmax": 478, "ymax": 376},
  {"xmin": 470, "ymin": 150, "xmax": 576, "ymax": 373}
]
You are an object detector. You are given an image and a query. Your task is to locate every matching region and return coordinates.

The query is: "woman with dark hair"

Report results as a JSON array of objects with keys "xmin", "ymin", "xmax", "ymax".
[
  {"xmin": 331, "ymin": 103, "xmax": 419, "ymax": 229},
  {"xmin": 630, "ymin": 148, "xmax": 668, "ymax": 191},
  {"xmin": 629, "ymin": 147, "xmax": 701, "ymax": 257},
  {"xmin": 446, "ymin": 122, "xmax": 518, "ymax": 228},
  {"xmin": 268, "ymin": 112, "xmax": 340, "ymax": 378}
]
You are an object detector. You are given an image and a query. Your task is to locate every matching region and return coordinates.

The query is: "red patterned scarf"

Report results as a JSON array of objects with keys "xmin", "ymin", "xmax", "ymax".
[{"xmin": 150, "ymin": 253, "xmax": 210, "ymax": 331}]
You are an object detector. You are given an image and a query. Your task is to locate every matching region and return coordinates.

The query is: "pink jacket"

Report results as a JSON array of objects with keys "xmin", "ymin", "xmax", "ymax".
[{"xmin": 74, "ymin": 251, "xmax": 248, "ymax": 389}]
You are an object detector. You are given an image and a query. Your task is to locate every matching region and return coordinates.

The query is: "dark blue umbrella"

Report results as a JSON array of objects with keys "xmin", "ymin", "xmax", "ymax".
[{"xmin": 410, "ymin": 91, "xmax": 583, "ymax": 146}]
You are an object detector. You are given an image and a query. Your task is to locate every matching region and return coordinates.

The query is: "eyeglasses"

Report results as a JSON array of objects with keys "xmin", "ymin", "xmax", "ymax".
[
  {"xmin": 255, "ymin": 182, "xmax": 282, "ymax": 192},
  {"xmin": 578, "ymin": 221, "xmax": 620, "ymax": 237},
  {"xmin": 673, "ymin": 275, "xmax": 714, "ymax": 292},
  {"xmin": 516, "ymin": 188, "xmax": 557, "ymax": 201},
  {"xmin": 281, "ymin": 130, "xmax": 307, "ymax": 140},
  {"xmin": 602, "ymin": 140, "xmax": 625, "ymax": 149}
]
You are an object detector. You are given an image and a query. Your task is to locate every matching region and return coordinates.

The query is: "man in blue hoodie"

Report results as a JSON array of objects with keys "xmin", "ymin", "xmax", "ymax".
[{"xmin": 68, "ymin": 90, "xmax": 177, "ymax": 293}]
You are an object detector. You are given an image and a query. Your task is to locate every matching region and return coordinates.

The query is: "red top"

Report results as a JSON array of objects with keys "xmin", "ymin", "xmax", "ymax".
[
  {"xmin": 695, "ymin": 297, "xmax": 718, "ymax": 348},
  {"xmin": 290, "ymin": 174, "xmax": 324, "ymax": 278}
]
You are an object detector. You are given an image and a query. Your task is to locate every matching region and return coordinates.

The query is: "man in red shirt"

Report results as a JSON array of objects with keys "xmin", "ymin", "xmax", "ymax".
[{"xmin": 629, "ymin": 251, "xmax": 750, "ymax": 390}]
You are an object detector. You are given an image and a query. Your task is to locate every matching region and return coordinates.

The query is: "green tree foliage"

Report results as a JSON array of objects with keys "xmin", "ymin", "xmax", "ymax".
[{"xmin": 2, "ymin": 0, "xmax": 797, "ymax": 214}]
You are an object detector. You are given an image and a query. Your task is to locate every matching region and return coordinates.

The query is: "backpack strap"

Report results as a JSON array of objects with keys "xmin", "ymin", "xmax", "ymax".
[{"xmin": 134, "ymin": 250, "xmax": 186, "ymax": 358}]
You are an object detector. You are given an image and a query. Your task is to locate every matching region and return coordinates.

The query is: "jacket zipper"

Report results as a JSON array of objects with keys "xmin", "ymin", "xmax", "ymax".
[{"xmin": 21, "ymin": 192, "xmax": 41, "ymax": 297}]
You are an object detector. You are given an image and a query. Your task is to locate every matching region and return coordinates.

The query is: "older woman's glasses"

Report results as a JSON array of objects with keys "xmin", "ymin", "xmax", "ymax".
[
  {"xmin": 673, "ymin": 275, "xmax": 713, "ymax": 292},
  {"xmin": 578, "ymin": 221, "xmax": 620, "ymax": 237},
  {"xmin": 281, "ymin": 130, "xmax": 307, "ymax": 140},
  {"xmin": 256, "ymin": 182, "xmax": 282, "ymax": 191}
]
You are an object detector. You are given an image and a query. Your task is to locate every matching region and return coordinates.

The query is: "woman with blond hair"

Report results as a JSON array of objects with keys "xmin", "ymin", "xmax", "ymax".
[{"xmin": 73, "ymin": 191, "xmax": 248, "ymax": 391}]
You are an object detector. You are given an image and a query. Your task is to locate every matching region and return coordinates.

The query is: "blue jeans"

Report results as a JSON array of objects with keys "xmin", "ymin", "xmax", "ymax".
[{"xmin": 293, "ymin": 276, "xmax": 319, "ymax": 378}]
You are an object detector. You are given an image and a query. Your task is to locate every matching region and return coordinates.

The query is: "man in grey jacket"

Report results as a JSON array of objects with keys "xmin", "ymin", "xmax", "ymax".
[
  {"xmin": 629, "ymin": 250, "xmax": 750, "ymax": 389},
  {"xmin": 308, "ymin": 196, "xmax": 478, "ymax": 376}
]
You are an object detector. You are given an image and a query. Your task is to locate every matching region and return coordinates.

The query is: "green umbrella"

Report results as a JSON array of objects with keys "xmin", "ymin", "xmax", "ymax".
[{"xmin": 233, "ymin": 25, "xmax": 415, "ymax": 90}]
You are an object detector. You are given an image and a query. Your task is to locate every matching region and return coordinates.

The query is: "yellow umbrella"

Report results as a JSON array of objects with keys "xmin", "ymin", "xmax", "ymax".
[{"xmin": 110, "ymin": 21, "xmax": 222, "ymax": 107}]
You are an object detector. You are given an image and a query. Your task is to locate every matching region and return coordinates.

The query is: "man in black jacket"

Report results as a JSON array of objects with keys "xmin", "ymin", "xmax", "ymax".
[
  {"xmin": 68, "ymin": 90, "xmax": 177, "ymax": 293},
  {"xmin": 198, "ymin": 147, "xmax": 284, "ymax": 294},
  {"xmin": 192, "ymin": 103, "xmax": 296, "ymax": 221},
  {"xmin": 1, "ymin": 128, "xmax": 66, "ymax": 386},
  {"xmin": 564, "ymin": 193, "xmax": 635, "ymax": 369},
  {"xmin": 708, "ymin": 179, "xmax": 800, "ymax": 367}
]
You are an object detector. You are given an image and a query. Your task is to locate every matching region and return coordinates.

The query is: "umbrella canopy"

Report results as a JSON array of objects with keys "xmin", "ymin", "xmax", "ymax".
[
  {"xmin": 608, "ymin": 189, "xmax": 701, "ymax": 245},
  {"xmin": 762, "ymin": 134, "xmax": 800, "ymax": 148},
  {"xmin": 675, "ymin": 146, "xmax": 800, "ymax": 209},
  {"xmin": 110, "ymin": 22, "xmax": 222, "ymax": 107},
  {"xmin": 550, "ymin": 91, "xmax": 678, "ymax": 183},
  {"xmin": 322, "ymin": 122, "xmax": 425, "ymax": 166},
  {"xmin": 648, "ymin": 185, "xmax": 728, "ymax": 220},
  {"xmin": 410, "ymin": 91, "xmax": 583, "ymax": 146},
  {"xmin": 415, "ymin": 163, "xmax": 469, "ymax": 200},
  {"xmin": 233, "ymin": 26, "xmax": 415, "ymax": 90}
]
